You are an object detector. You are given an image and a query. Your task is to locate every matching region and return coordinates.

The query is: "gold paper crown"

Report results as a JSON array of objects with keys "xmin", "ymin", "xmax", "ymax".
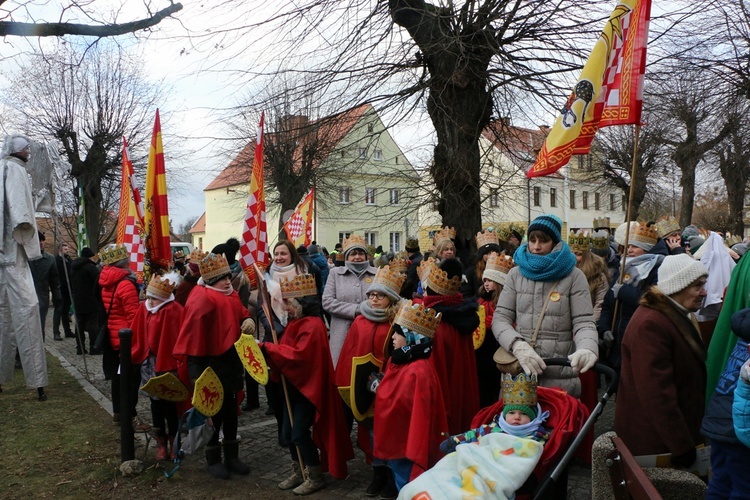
[
  {"xmin": 501, "ymin": 373, "xmax": 538, "ymax": 407},
  {"xmin": 394, "ymin": 300, "xmax": 441, "ymax": 338},
  {"xmin": 591, "ymin": 230, "xmax": 610, "ymax": 250},
  {"xmin": 629, "ymin": 222, "xmax": 659, "ymax": 247},
  {"xmin": 372, "ymin": 265, "xmax": 406, "ymax": 295},
  {"xmin": 495, "ymin": 223, "xmax": 526, "ymax": 243},
  {"xmin": 418, "ymin": 257, "xmax": 438, "ymax": 281},
  {"xmin": 146, "ymin": 273, "xmax": 178, "ymax": 299},
  {"xmin": 485, "ymin": 251, "xmax": 514, "ymax": 274},
  {"xmin": 173, "ymin": 250, "xmax": 186, "ymax": 260},
  {"xmin": 342, "ymin": 234, "xmax": 367, "ymax": 254},
  {"xmin": 100, "ymin": 244, "xmax": 129, "ymax": 266},
  {"xmin": 279, "ymin": 274, "xmax": 317, "ymax": 298},
  {"xmin": 433, "ymin": 226, "xmax": 456, "ymax": 245},
  {"xmin": 593, "ymin": 217, "xmax": 611, "ymax": 231},
  {"xmin": 199, "ymin": 253, "xmax": 231, "ymax": 281},
  {"xmin": 655, "ymin": 215, "xmax": 680, "ymax": 238},
  {"xmin": 476, "ymin": 229, "xmax": 499, "ymax": 249},
  {"xmin": 726, "ymin": 233, "xmax": 742, "ymax": 247},
  {"xmin": 568, "ymin": 230, "xmax": 591, "ymax": 253},
  {"xmin": 189, "ymin": 249, "xmax": 207, "ymax": 263},
  {"xmin": 389, "ymin": 256, "xmax": 409, "ymax": 274},
  {"xmin": 423, "ymin": 262, "xmax": 462, "ymax": 295}
]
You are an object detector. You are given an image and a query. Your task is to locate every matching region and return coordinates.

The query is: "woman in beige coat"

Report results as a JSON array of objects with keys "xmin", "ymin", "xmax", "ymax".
[{"xmin": 492, "ymin": 214, "xmax": 598, "ymax": 397}]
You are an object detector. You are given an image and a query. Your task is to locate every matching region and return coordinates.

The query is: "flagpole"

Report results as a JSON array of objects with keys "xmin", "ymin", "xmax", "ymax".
[{"xmin": 313, "ymin": 175, "xmax": 317, "ymax": 243}]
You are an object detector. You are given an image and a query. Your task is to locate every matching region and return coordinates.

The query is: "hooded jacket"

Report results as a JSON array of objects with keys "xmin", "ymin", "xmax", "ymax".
[
  {"xmin": 99, "ymin": 265, "xmax": 139, "ymax": 351},
  {"xmin": 71, "ymin": 256, "xmax": 101, "ymax": 314}
]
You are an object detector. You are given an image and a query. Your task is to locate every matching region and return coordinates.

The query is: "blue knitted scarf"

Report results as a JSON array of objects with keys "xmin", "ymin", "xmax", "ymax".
[{"xmin": 514, "ymin": 242, "xmax": 577, "ymax": 282}]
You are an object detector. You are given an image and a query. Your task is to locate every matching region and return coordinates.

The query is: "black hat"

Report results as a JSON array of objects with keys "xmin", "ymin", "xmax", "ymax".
[
  {"xmin": 297, "ymin": 244, "xmax": 308, "ymax": 255},
  {"xmin": 81, "ymin": 247, "xmax": 95, "ymax": 258}
]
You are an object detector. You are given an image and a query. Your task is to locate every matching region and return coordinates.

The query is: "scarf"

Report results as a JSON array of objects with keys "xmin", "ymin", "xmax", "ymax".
[
  {"xmin": 270, "ymin": 262, "xmax": 299, "ymax": 280},
  {"xmin": 345, "ymin": 261, "xmax": 369, "ymax": 276},
  {"xmin": 197, "ymin": 277, "xmax": 234, "ymax": 296},
  {"xmin": 391, "ymin": 339, "xmax": 432, "ymax": 364},
  {"xmin": 359, "ymin": 300, "xmax": 389, "ymax": 323},
  {"xmin": 496, "ymin": 404, "xmax": 550, "ymax": 438},
  {"xmin": 514, "ymin": 242, "xmax": 577, "ymax": 282},
  {"xmin": 621, "ymin": 253, "xmax": 663, "ymax": 288},
  {"xmin": 423, "ymin": 293, "xmax": 464, "ymax": 309}
]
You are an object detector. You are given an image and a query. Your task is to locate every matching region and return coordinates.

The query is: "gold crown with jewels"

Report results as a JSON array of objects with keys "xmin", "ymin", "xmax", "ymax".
[
  {"xmin": 476, "ymin": 229, "xmax": 499, "ymax": 249},
  {"xmin": 726, "ymin": 233, "xmax": 742, "ymax": 247},
  {"xmin": 655, "ymin": 215, "xmax": 680, "ymax": 238},
  {"xmin": 501, "ymin": 373, "xmax": 538, "ymax": 407},
  {"xmin": 342, "ymin": 234, "xmax": 367, "ymax": 254},
  {"xmin": 630, "ymin": 222, "xmax": 659, "ymax": 247},
  {"xmin": 373, "ymin": 265, "xmax": 405, "ymax": 294},
  {"xmin": 146, "ymin": 273, "xmax": 178, "ymax": 299},
  {"xmin": 433, "ymin": 226, "xmax": 457, "ymax": 245},
  {"xmin": 279, "ymin": 273, "xmax": 317, "ymax": 299},
  {"xmin": 389, "ymin": 255, "xmax": 409, "ymax": 274},
  {"xmin": 199, "ymin": 253, "xmax": 231, "ymax": 282},
  {"xmin": 568, "ymin": 230, "xmax": 591, "ymax": 253},
  {"xmin": 485, "ymin": 251, "xmax": 514, "ymax": 274},
  {"xmin": 99, "ymin": 244, "xmax": 129, "ymax": 266},
  {"xmin": 593, "ymin": 217, "xmax": 611, "ymax": 231},
  {"xmin": 394, "ymin": 300, "xmax": 441, "ymax": 338},
  {"xmin": 423, "ymin": 262, "xmax": 462, "ymax": 295},
  {"xmin": 591, "ymin": 230, "xmax": 610, "ymax": 250},
  {"xmin": 417, "ymin": 256, "xmax": 438, "ymax": 281},
  {"xmin": 189, "ymin": 249, "xmax": 207, "ymax": 263}
]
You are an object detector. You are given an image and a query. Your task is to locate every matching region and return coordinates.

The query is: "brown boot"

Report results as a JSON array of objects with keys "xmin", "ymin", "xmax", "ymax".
[
  {"xmin": 278, "ymin": 461, "xmax": 303, "ymax": 490},
  {"xmin": 292, "ymin": 465, "xmax": 325, "ymax": 495}
]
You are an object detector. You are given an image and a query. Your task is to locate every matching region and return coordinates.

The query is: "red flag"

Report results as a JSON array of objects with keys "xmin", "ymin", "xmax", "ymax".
[
  {"xmin": 239, "ymin": 112, "xmax": 270, "ymax": 287},
  {"xmin": 528, "ymin": 0, "xmax": 650, "ymax": 178},
  {"xmin": 116, "ymin": 137, "xmax": 145, "ymax": 282},
  {"xmin": 144, "ymin": 109, "xmax": 172, "ymax": 274},
  {"xmin": 283, "ymin": 188, "xmax": 314, "ymax": 247}
]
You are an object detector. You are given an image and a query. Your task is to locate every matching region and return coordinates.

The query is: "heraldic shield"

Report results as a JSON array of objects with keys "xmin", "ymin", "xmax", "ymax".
[
  {"xmin": 473, "ymin": 304, "xmax": 486, "ymax": 350},
  {"xmin": 192, "ymin": 366, "xmax": 224, "ymax": 417},
  {"xmin": 350, "ymin": 353, "xmax": 383, "ymax": 421},
  {"xmin": 140, "ymin": 372, "xmax": 190, "ymax": 402},
  {"xmin": 234, "ymin": 333, "xmax": 269, "ymax": 385}
]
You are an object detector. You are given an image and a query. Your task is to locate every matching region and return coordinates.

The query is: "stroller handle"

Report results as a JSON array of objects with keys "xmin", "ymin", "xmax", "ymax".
[{"xmin": 543, "ymin": 357, "xmax": 618, "ymax": 397}]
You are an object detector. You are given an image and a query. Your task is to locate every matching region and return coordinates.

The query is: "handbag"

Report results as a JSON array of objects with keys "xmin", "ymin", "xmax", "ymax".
[
  {"xmin": 494, "ymin": 282, "xmax": 559, "ymax": 374},
  {"xmin": 93, "ymin": 286, "xmax": 117, "ymax": 352}
]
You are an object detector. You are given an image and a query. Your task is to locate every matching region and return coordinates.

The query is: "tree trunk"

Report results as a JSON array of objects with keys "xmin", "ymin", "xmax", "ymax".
[{"xmin": 676, "ymin": 159, "xmax": 697, "ymax": 228}]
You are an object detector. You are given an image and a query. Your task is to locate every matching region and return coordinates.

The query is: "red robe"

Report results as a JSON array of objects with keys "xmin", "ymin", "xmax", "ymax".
[
  {"xmin": 263, "ymin": 316, "xmax": 354, "ymax": 479},
  {"xmin": 130, "ymin": 300, "xmax": 183, "ymax": 372},
  {"xmin": 430, "ymin": 321, "xmax": 480, "ymax": 434},
  {"xmin": 334, "ymin": 316, "xmax": 391, "ymax": 388},
  {"xmin": 374, "ymin": 358, "xmax": 448, "ymax": 481}
]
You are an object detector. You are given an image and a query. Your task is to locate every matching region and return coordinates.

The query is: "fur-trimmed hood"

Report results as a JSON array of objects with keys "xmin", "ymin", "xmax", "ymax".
[{"xmin": 640, "ymin": 286, "xmax": 706, "ymax": 363}]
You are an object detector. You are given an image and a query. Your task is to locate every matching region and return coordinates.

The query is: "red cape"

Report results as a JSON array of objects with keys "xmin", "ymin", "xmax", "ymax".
[
  {"xmin": 263, "ymin": 316, "xmax": 354, "ymax": 479},
  {"xmin": 130, "ymin": 300, "xmax": 183, "ymax": 372},
  {"xmin": 430, "ymin": 321, "xmax": 480, "ymax": 434},
  {"xmin": 173, "ymin": 285, "xmax": 248, "ymax": 357},
  {"xmin": 471, "ymin": 386, "xmax": 589, "ymax": 480},
  {"xmin": 374, "ymin": 358, "xmax": 448, "ymax": 481}
]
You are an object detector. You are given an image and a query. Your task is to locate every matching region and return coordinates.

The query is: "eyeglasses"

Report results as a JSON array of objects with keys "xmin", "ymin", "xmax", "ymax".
[{"xmin": 367, "ymin": 292, "xmax": 387, "ymax": 300}]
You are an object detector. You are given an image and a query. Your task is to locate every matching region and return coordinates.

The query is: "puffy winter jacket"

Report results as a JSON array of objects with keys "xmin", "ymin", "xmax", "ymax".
[
  {"xmin": 99, "ymin": 265, "xmax": 140, "ymax": 350},
  {"xmin": 734, "ymin": 376, "xmax": 750, "ymax": 448}
]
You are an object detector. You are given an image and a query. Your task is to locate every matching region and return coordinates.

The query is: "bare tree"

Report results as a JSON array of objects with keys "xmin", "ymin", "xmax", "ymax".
[
  {"xmin": 0, "ymin": 1, "xmax": 182, "ymax": 37},
  {"xmin": 714, "ymin": 101, "xmax": 750, "ymax": 235},
  {"xmin": 3, "ymin": 43, "xmax": 164, "ymax": 251},
  {"xmin": 693, "ymin": 186, "xmax": 731, "ymax": 233}
]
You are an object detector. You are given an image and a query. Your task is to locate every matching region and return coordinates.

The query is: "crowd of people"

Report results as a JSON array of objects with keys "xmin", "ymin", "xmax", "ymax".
[{"xmin": 3, "ymin": 140, "xmax": 750, "ymax": 499}]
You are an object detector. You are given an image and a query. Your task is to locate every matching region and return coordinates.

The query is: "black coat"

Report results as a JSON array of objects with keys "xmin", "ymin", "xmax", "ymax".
[{"xmin": 71, "ymin": 257, "xmax": 101, "ymax": 314}]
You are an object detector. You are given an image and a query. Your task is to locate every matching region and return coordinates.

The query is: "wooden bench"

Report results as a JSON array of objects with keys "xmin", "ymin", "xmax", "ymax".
[{"xmin": 607, "ymin": 436, "xmax": 662, "ymax": 500}]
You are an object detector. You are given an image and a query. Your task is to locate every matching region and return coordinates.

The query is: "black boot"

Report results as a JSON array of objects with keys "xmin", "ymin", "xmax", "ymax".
[
  {"xmin": 205, "ymin": 445, "xmax": 230, "ymax": 479},
  {"xmin": 379, "ymin": 467, "xmax": 398, "ymax": 500},
  {"xmin": 223, "ymin": 439, "xmax": 250, "ymax": 475},
  {"xmin": 366, "ymin": 465, "xmax": 389, "ymax": 496},
  {"xmin": 37, "ymin": 388, "xmax": 47, "ymax": 402}
]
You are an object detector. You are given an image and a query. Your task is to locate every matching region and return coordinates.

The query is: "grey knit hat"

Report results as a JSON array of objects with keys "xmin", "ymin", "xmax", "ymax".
[{"xmin": 657, "ymin": 254, "xmax": 707, "ymax": 296}]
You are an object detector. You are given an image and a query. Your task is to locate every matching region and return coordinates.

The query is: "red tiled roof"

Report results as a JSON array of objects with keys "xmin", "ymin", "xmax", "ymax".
[
  {"xmin": 189, "ymin": 212, "xmax": 206, "ymax": 234},
  {"xmin": 482, "ymin": 120, "xmax": 562, "ymax": 177},
  {"xmin": 204, "ymin": 104, "xmax": 371, "ymax": 192}
]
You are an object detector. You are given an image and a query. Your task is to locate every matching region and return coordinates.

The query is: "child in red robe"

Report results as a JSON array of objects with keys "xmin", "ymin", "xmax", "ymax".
[
  {"xmin": 373, "ymin": 300, "xmax": 448, "ymax": 493},
  {"xmin": 130, "ymin": 272, "xmax": 183, "ymax": 460}
]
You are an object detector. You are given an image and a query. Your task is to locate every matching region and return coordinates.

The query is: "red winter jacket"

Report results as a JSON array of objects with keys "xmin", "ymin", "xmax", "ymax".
[{"xmin": 99, "ymin": 265, "xmax": 140, "ymax": 350}]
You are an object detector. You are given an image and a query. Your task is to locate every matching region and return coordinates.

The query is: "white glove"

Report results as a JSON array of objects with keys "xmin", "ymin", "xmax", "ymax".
[
  {"xmin": 603, "ymin": 330, "xmax": 614, "ymax": 346},
  {"xmin": 512, "ymin": 340, "xmax": 546, "ymax": 376},
  {"xmin": 241, "ymin": 318, "xmax": 256, "ymax": 336},
  {"xmin": 741, "ymin": 360, "xmax": 750, "ymax": 383},
  {"xmin": 569, "ymin": 348, "xmax": 598, "ymax": 373}
]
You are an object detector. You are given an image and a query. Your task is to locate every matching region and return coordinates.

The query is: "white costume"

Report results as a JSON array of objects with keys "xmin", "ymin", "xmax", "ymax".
[{"xmin": 0, "ymin": 135, "xmax": 48, "ymax": 389}]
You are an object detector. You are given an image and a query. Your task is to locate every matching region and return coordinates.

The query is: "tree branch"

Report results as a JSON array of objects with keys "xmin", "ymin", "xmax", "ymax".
[{"xmin": 0, "ymin": 3, "xmax": 183, "ymax": 37}]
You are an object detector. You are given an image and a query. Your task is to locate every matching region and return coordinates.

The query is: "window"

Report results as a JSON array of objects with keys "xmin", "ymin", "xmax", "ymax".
[
  {"xmin": 395, "ymin": 156, "xmax": 399, "ymax": 164},
  {"xmin": 367, "ymin": 123, "xmax": 374, "ymax": 133},
  {"xmin": 358, "ymin": 147, "xmax": 367, "ymax": 159},
  {"xmin": 489, "ymin": 188, "xmax": 499, "ymax": 208},
  {"xmin": 390, "ymin": 232, "xmax": 402, "ymax": 252},
  {"xmin": 570, "ymin": 190, "xmax": 576, "ymax": 209},
  {"xmin": 622, "ymin": 195, "xmax": 627, "ymax": 211},
  {"xmin": 198, "ymin": 237, "xmax": 203, "ymax": 251},
  {"xmin": 365, "ymin": 188, "xmax": 376, "ymax": 205},
  {"xmin": 609, "ymin": 193, "xmax": 616, "ymax": 210},
  {"xmin": 577, "ymin": 156, "xmax": 584, "ymax": 170},
  {"xmin": 373, "ymin": 149, "xmax": 383, "ymax": 161},
  {"xmin": 389, "ymin": 188, "xmax": 400, "ymax": 205},
  {"xmin": 583, "ymin": 191, "xmax": 589, "ymax": 210},
  {"xmin": 587, "ymin": 155, "xmax": 593, "ymax": 170},
  {"xmin": 339, "ymin": 187, "xmax": 351, "ymax": 203},
  {"xmin": 533, "ymin": 186, "xmax": 541, "ymax": 207},
  {"xmin": 595, "ymin": 192, "xmax": 601, "ymax": 211},
  {"xmin": 550, "ymin": 188, "xmax": 557, "ymax": 208},
  {"xmin": 365, "ymin": 232, "xmax": 376, "ymax": 246},
  {"xmin": 339, "ymin": 231, "xmax": 351, "ymax": 243}
]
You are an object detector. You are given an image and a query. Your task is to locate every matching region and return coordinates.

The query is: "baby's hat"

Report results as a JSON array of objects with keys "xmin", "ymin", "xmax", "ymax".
[{"xmin": 501, "ymin": 373, "xmax": 538, "ymax": 420}]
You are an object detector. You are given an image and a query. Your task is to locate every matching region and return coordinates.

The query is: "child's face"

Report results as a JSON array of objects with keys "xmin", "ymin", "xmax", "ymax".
[
  {"xmin": 147, "ymin": 296, "xmax": 165, "ymax": 308},
  {"xmin": 392, "ymin": 331, "xmax": 406, "ymax": 349},
  {"xmin": 504, "ymin": 410, "xmax": 531, "ymax": 426},
  {"xmin": 483, "ymin": 278, "xmax": 497, "ymax": 293},
  {"xmin": 367, "ymin": 291, "xmax": 389, "ymax": 310}
]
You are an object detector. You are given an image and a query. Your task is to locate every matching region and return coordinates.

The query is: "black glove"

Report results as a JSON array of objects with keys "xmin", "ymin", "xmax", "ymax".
[
  {"xmin": 367, "ymin": 372, "xmax": 384, "ymax": 393},
  {"xmin": 671, "ymin": 448, "xmax": 696, "ymax": 469},
  {"xmin": 440, "ymin": 437, "xmax": 458, "ymax": 455}
]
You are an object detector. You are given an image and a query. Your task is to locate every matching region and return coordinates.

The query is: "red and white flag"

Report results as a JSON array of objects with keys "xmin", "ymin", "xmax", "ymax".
[
  {"xmin": 239, "ymin": 112, "xmax": 269, "ymax": 287},
  {"xmin": 116, "ymin": 137, "xmax": 145, "ymax": 283},
  {"xmin": 283, "ymin": 188, "xmax": 314, "ymax": 248}
]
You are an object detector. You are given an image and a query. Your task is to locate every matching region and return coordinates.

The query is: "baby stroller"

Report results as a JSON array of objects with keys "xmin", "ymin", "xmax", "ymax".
[{"xmin": 469, "ymin": 359, "xmax": 618, "ymax": 499}]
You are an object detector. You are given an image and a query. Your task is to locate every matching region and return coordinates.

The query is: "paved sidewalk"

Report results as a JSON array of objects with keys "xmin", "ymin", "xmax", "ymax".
[{"xmin": 43, "ymin": 327, "xmax": 611, "ymax": 498}]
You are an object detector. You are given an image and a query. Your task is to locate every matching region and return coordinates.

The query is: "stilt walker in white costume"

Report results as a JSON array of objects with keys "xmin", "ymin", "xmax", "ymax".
[{"xmin": 0, "ymin": 134, "xmax": 48, "ymax": 401}]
